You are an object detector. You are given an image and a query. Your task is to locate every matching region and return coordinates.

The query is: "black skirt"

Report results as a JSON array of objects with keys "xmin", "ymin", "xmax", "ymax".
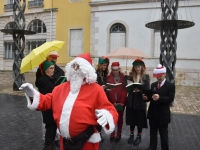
[{"xmin": 126, "ymin": 107, "xmax": 148, "ymax": 129}]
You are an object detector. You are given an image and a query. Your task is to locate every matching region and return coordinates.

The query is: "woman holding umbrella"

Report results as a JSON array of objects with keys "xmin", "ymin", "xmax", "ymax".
[
  {"xmin": 125, "ymin": 59, "xmax": 150, "ymax": 146},
  {"xmin": 95, "ymin": 56, "xmax": 110, "ymax": 142}
]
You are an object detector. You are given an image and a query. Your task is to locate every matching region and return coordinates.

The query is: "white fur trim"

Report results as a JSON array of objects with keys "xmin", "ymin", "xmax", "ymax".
[
  {"xmin": 59, "ymin": 91, "xmax": 79, "ymax": 138},
  {"xmin": 48, "ymin": 51, "xmax": 58, "ymax": 57},
  {"xmin": 100, "ymin": 109, "xmax": 115, "ymax": 134},
  {"xmin": 111, "ymin": 66, "xmax": 119, "ymax": 69},
  {"xmin": 153, "ymin": 65, "xmax": 166, "ymax": 74},
  {"xmin": 87, "ymin": 133, "xmax": 101, "ymax": 143},
  {"xmin": 26, "ymin": 89, "xmax": 40, "ymax": 110},
  {"xmin": 65, "ymin": 57, "xmax": 97, "ymax": 84}
]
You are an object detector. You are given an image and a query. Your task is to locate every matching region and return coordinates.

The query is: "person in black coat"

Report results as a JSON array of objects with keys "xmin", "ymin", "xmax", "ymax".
[
  {"xmin": 37, "ymin": 60, "xmax": 57, "ymax": 150},
  {"xmin": 125, "ymin": 59, "xmax": 150, "ymax": 145},
  {"xmin": 143, "ymin": 64, "xmax": 175, "ymax": 150},
  {"xmin": 95, "ymin": 56, "xmax": 110, "ymax": 142},
  {"xmin": 35, "ymin": 50, "xmax": 64, "ymax": 88}
]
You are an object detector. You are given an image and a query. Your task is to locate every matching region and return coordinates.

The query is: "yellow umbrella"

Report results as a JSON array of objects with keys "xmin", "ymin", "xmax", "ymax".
[{"xmin": 20, "ymin": 40, "xmax": 65, "ymax": 74}]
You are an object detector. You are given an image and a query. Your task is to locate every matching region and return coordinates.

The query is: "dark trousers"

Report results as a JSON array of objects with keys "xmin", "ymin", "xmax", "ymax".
[
  {"xmin": 45, "ymin": 122, "xmax": 57, "ymax": 146},
  {"xmin": 96, "ymin": 125, "xmax": 102, "ymax": 133},
  {"xmin": 149, "ymin": 116, "xmax": 169, "ymax": 150}
]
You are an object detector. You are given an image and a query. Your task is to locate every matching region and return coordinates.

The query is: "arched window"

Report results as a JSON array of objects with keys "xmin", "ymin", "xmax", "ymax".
[
  {"xmin": 4, "ymin": 22, "xmax": 14, "ymax": 59},
  {"xmin": 110, "ymin": 23, "xmax": 126, "ymax": 52},
  {"xmin": 28, "ymin": 19, "xmax": 46, "ymax": 33},
  {"xmin": 5, "ymin": 22, "xmax": 14, "ymax": 29}
]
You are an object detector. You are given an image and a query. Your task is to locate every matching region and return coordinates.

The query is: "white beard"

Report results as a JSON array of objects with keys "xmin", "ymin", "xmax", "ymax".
[{"xmin": 69, "ymin": 69, "xmax": 85, "ymax": 94}]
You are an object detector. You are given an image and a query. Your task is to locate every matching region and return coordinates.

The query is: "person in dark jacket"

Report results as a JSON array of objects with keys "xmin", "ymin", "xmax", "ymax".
[
  {"xmin": 35, "ymin": 50, "xmax": 64, "ymax": 88},
  {"xmin": 37, "ymin": 60, "xmax": 57, "ymax": 150},
  {"xmin": 106, "ymin": 62, "xmax": 127, "ymax": 142},
  {"xmin": 125, "ymin": 59, "xmax": 150, "ymax": 145},
  {"xmin": 143, "ymin": 64, "xmax": 175, "ymax": 150},
  {"xmin": 95, "ymin": 56, "xmax": 109, "ymax": 142},
  {"xmin": 35, "ymin": 51, "xmax": 64, "ymax": 148}
]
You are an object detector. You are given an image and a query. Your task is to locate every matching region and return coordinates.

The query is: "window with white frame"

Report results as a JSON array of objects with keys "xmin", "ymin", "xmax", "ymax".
[
  {"xmin": 27, "ymin": 40, "xmax": 46, "ymax": 54},
  {"xmin": 154, "ymin": 29, "xmax": 160, "ymax": 57},
  {"xmin": 4, "ymin": 41, "xmax": 14, "ymax": 59},
  {"xmin": 69, "ymin": 29, "xmax": 83, "ymax": 57},
  {"xmin": 28, "ymin": 19, "xmax": 46, "ymax": 33},
  {"xmin": 109, "ymin": 23, "xmax": 126, "ymax": 52}
]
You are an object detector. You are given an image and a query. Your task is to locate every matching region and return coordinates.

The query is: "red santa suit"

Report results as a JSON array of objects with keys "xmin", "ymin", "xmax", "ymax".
[{"xmin": 23, "ymin": 53, "xmax": 118, "ymax": 150}]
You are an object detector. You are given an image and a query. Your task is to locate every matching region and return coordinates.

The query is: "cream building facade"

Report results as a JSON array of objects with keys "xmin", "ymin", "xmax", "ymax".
[{"xmin": 89, "ymin": 0, "xmax": 200, "ymax": 86}]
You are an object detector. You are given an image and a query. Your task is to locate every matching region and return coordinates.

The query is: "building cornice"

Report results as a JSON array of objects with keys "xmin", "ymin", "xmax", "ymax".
[
  {"xmin": 0, "ymin": 8, "xmax": 58, "ymax": 18},
  {"xmin": 89, "ymin": 0, "xmax": 153, "ymax": 7}
]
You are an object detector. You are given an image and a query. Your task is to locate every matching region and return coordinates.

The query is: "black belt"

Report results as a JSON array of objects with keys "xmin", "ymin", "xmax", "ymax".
[{"xmin": 63, "ymin": 126, "xmax": 94, "ymax": 150}]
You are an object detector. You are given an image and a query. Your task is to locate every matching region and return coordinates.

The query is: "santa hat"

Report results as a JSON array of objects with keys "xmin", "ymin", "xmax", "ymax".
[
  {"xmin": 132, "ymin": 59, "xmax": 146, "ymax": 69},
  {"xmin": 65, "ymin": 53, "xmax": 97, "ymax": 84},
  {"xmin": 98, "ymin": 56, "xmax": 109, "ymax": 65},
  {"xmin": 77, "ymin": 53, "xmax": 92, "ymax": 65},
  {"xmin": 48, "ymin": 51, "xmax": 59, "ymax": 58},
  {"xmin": 111, "ymin": 62, "xmax": 120, "ymax": 70},
  {"xmin": 153, "ymin": 64, "xmax": 166, "ymax": 77}
]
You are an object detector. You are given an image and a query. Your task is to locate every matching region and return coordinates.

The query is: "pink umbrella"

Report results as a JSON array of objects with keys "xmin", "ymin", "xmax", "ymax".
[{"xmin": 106, "ymin": 47, "xmax": 148, "ymax": 70}]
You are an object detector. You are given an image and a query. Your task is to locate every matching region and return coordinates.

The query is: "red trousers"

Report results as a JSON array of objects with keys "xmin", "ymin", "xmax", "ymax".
[{"xmin": 116, "ymin": 110, "xmax": 124, "ymax": 132}]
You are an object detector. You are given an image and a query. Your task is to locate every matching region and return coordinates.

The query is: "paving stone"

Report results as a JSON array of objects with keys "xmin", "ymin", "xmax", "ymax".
[{"xmin": 1, "ymin": 71, "xmax": 200, "ymax": 150}]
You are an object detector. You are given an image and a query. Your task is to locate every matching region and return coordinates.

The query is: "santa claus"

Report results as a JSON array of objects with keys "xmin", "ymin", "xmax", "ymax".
[{"xmin": 19, "ymin": 53, "xmax": 118, "ymax": 150}]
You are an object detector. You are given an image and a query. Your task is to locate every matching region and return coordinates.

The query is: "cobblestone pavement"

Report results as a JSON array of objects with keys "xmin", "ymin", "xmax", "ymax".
[{"xmin": 0, "ymin": 71, "xmax": 200, "ymax": 150}]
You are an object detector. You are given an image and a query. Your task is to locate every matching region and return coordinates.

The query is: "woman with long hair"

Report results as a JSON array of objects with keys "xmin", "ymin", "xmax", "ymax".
[
  {"xmin": 95, "ymin": 56, "xmax": 110, "ymax": 142},
  {"xmin": 125, "ymin": 59, "xmax": 150, "ymax": 146}
]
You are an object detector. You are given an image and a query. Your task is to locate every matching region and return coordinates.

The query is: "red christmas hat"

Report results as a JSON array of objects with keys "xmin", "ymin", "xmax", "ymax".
[
  {"xmin": 111, "ymin": 62, "xmax": 120, "ymax": 69},
  {"xmin": 153, "ymin": 64, "xmax": 166, "ymax": 77},
  {"xmin": 77, "ymin": 53, "xmax": 92, "ymax": 65}
]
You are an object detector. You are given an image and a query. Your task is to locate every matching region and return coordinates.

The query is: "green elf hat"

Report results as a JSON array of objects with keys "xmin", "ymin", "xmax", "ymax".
[
  {"xmin": 132, "ymin": 59, "xmax": 146, "ymax": 69},
  {"xmin": 42, "ymin": 60, "xmax": 54, "ymax": 71},
  {"xmin": 98, "ymin": 56, "xmax": 109, "ymax": 65}
]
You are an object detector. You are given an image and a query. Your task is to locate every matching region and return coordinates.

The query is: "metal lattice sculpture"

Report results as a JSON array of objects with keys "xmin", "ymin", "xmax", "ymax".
[
  {"xmin": 146, "ymin": 0, "xmax": 194, "ymax": 83},
  {"xmin": 12, "ymin": 0, "xmax": 26, "ymax": 91},
  {"xmin": 1, "ymin": 0, "xmax": 35, "ymax": 91}
]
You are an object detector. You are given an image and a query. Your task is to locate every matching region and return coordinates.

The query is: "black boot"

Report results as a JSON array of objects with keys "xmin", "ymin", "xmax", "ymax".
[
  {"xmin": 43, "ymin": 145, "xmax": 51, "ymax": 150},
  {"xmin": 128, "ymin": 133, "xmax": 134, "ymax": 144},
  {"xmin": 110, "ymin": 131, "xmax": 115, "ymax": 142},
  {"xmin": 133, "ymin": 134, "xmax": 141, "ymax": 145},
  {"xmin": 115, "ymin": 131, "xmax": 121, "ymax": 143},
  {"xmin": 55, "ymin": 140, "xmax": 60, "ymax": 147}
]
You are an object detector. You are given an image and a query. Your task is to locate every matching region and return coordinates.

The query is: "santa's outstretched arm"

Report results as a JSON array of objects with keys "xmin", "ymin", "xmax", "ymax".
[{"xmin": 19, "ymin": 83, "xmax": 52, "ymax": 111}]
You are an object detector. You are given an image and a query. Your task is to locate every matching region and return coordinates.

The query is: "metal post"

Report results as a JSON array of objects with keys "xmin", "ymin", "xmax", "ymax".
[
  {"xmin": 146, "ymin": 0, "xmax": 194, "ymax": 84},
  {"xmin": 159, "ymin": 0, "xmax": 178, "ymax": 83},
  {"xmin": 12, "ymin": 0, "xmax": 26, "ymax": 90}
]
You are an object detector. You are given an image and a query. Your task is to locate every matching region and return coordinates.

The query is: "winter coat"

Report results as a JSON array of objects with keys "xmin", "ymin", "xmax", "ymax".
[
  {"xmin": 37, "ymin": 74, "xmax": 56, "ymax": 124},
  {"xmin": 96, "ymin": 70, "xmax": 107, "ymax": 86},
  {"xmin": 125, "ymin": 74, "xmax": 150, "ymax": 110},
  {"xmin": 147, "ymin": 80, "xmax": 175, "ymax": 124},
  {"xmin": 35, "ymin": 63, "xmax": 64, "ymax": 87},
  {"xmin": 106, "ymin": 72, "xmax": 127, "ymax": 105}
]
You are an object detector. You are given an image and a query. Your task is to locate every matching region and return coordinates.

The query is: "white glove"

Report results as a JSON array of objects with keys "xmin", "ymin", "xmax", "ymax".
[
  {"xmin": 19, "ymin": 83, "xmax": 34, "ymax": 97},
  {"xmin": 95, "ymin": 109, "xmax": 108, "ymax": 127}
]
